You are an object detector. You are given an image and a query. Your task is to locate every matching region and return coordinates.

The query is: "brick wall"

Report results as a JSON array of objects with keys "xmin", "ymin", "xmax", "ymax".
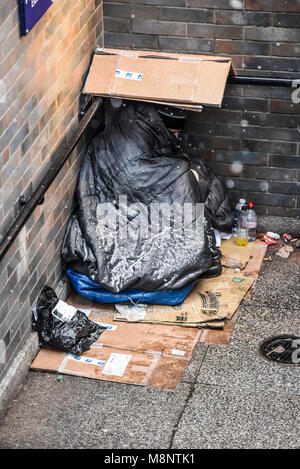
[
  {"xmin": 0, "ymin": 0, "xmax": 103, "ymax": 384},
  {"xmin": 103, "ymin": 0, "xmax": 300, "ymax": 218}
]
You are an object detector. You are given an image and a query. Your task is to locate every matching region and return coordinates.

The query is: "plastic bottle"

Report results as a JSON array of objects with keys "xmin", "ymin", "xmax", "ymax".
[
  {"xmin": 236, "ymin": 205, "xmax": 248, "ymax": 246},
  {"xmin": 247, "ymin": 201, "xmax": 257, "ymax": 242},
  {"xmin": 232, "ymin": 198, "xmax": 246, "ymax": 237}
]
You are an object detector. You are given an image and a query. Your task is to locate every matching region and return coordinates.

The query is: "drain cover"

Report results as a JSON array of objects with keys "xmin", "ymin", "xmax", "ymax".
[{"xmin": 260, "ymin": 335, "xmax": 300, "ymax": 365}]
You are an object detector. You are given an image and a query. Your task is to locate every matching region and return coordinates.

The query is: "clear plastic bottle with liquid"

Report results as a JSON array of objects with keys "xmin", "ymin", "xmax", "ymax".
[
  {"xmin": 247, "ymin": 201, "xmax": 257, "ymax": 242},
  {"xmin": 232, "ymin": 198, "xmax": 246, "ymax": 237},
  {"xmin": 236, "ymin": 205, "xmax": 248, "ymax": 246}
]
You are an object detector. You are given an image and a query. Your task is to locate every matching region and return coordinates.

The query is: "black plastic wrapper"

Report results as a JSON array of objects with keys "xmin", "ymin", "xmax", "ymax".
[
  {"xmin": 62, "ymin": 99, "xmax": 233, "ymax": 293},
  {"xmin": 33, "ymin": 286, "xmax": 106, "ymax": 355}
]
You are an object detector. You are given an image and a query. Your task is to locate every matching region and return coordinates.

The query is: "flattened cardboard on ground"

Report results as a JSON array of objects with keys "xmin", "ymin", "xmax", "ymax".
[
  {"xmin": 88, "ymin": 311, "xmax": 201, "ymax": 360},
  {"xmin": 113, "ymin": 270, "xmax": 254, "ymax": 326},
  {"xmin": 221, "ymin": 237, "xmax": 253, "ymax": 269},
  {"xmin": 31, "ymin": 346, "xmax": 189, "ymax": 389},
  {"xmin": 30, "ymin": 309, "xmax": 201, "ymax": 390},
  {"xmin": 199, "ymin": 320, "xmax": 235, "ymax": 345},
  {"xmin": 221, "ymin": 238, "xmax": 267, "ymax": 270},
  {"xmin": 243, "ymin": 241, "xmax": 267, "ymax": 277},
  {"xmin": 84, "ymin": 48, "xmax": 235, "ymax": 107}
]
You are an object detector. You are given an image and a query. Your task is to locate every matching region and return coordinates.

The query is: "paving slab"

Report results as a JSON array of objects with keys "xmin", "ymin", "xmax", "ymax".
[
  {"xmin": 0, "ymin": 372, "xmax": 191, "ymax": 449},
  {"xmin": 244, "ymin": 245, "xmax": 300, "ymax": 310},
  {"xmin": 196, "ymin": 318, "xmax": 300, "ymax": 395},
  {"xmin": 181, "ymin": 342, "xmax": 208, "ymax": 383},
  {"xmin": 236, "ymin": 301, "xmax": 300, "ymax": 326},
  {"xmin": 172, "ymin": 384, "xmax": 300, "ymax": 449}
]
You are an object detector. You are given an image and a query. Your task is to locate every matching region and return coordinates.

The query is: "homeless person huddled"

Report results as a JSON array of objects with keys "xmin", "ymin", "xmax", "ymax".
[{"xmin": 61, "ymin": 99, "xmax": 233, "ymax": 304}]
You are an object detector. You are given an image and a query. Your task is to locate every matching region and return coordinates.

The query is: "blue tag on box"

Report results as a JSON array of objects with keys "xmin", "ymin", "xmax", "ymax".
[{"xmin": 19, "ymin": 0, "xmax": 52, "ymax": 36}]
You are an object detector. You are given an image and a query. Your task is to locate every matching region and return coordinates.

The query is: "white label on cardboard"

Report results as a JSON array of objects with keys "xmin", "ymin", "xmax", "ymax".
[
  {"xmin": 52, "ymin": 300, "xmax": 77, "ymax": 322},
  {"xmin": 171, "ymin": 349, "xmax": 186, "ymax": 356},
  {"xmin": 66, "ymin": 354, "xmax": 105, "ymax": 367},
  {"xmin": 115, "ymin": 69, "xmax": 143, "ymax": 81},
  {"xmin": 102, "ymin": 353, "xmax": 131, "ymax": 377}
]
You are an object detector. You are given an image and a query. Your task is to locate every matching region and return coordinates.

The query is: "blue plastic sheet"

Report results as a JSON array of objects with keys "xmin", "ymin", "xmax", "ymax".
[{"xmin": 67, "ymin": 269, "xmax": 195, "ymax": 306}]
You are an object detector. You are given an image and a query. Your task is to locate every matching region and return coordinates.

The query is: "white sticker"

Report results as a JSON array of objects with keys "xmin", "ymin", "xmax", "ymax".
[
  {"xmin": 95, "ymin": 322, "xmax": 117, "ymax": 331},
  {"xmin": 171, "ymin": 349, "xmax": 186, "ymax": 356},
  {"xmin": 52, "ymin": 300, "xmax": 77, "ymax": 322},
  {"xmin": 66, "ymin": 354, "xmax": 105, "ymax": 367},
  {"xmin": 102, "ymin": 353, "xmax": 131, "ymax": 377},
  {"xmin": 115, "ymin": 69, "xmax": 143, "ymax": 81}
]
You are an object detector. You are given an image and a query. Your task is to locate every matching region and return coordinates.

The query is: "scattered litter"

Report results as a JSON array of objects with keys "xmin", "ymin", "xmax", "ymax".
[
  {"xmin": 283, "ymin": 233, "xmax": 292, "ymax": 243},
  {"xmin": 33, "ymin": 286, "xmax": 106, "ymax": 355},
  {"xmin": 263, "ymin": 257, "xmax": 272, "ymax": 261},
  {"xmin": 296, "ymin": 240, "xmax": 300, "ymax": 249},
  {"xmin": 266, "ymin": 231, "xmax": 280, "ymax": 240},
  {"xmin": 261, "ymin": 309, "xmax": 270, "ymax": 317},
  {"xmin": 234, "ymin": 267, "xmax": 241, "ymax": 272},
  {"xmin": 57, "ymin": 375, "xmax": 64, "ymax": 383},
  {"xmin": 232, "ymin": 277, "xmax": 244, "ymax": 283},
  {"xmin": 276, "ymin": 245, "xmax": 293, "ymax": 259},
  {"xmin": 261, "ymin": 235, "xmax": 277, "ymax": 245},
  {"xmin": 266, "ymin": 345, "xmax": 285, "ymax": 356}
]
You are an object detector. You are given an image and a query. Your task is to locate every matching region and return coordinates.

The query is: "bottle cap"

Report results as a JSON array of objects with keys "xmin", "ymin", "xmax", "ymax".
[{"xmin": 248, "ymin": 201, "xmax": 254, "ymax": 209}]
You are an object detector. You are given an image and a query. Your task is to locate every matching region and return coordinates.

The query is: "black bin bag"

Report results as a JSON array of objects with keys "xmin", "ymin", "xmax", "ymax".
[
  {"xmin": 62, "ymin": 99, "xmax": 233, "ymax": 293},
  {"xmin": 33, "ymin": 286, "xmax": 106, "ymax": 355}
]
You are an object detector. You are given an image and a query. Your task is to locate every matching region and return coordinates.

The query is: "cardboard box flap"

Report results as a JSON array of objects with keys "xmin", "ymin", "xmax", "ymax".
[
  {"xmin": 97, "ymin": 48, "xmax": 236, "ymax": 74},
  {"xmin": 84, "ymin": 49, "xmax": 235, "ymax": 107}
]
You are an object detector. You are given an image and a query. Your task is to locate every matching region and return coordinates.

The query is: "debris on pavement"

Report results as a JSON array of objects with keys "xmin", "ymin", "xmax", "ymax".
[
  {"xmin": 283, "ymin": 233, "xmax": 292, "ymax": 243},
  {"xmin": 33, "ymin": 286, "xmax": 106, "ymax": 355},
  {"xmin": 261, "ymin": 235, "xmax": 277, "ymax": 245},
  {"xmin": 266, "ymin": 231, "xmax": 280, "ymax": 240},
  {"xmin": 276, "ymin": 245, "xmax": 294, "ymax": 259}
]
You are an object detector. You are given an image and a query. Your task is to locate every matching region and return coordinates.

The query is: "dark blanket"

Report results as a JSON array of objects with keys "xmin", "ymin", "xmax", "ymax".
[{"xmin": 61, "ymin": 99, "xmax": 233, "ymax": 293}]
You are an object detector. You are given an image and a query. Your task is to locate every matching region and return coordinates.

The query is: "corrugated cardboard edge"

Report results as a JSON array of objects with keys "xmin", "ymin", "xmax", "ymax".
[{"xmin": 96, "ymin": 48, "xmax": 236, "ymax": 75}]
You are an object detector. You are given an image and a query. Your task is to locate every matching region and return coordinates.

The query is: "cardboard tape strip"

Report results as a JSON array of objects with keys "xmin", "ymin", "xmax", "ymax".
[
  {"xmin": 141, "ymin": 354, "xmax": 160, "ymax": 386},
  {"xmin": 58, "ymin": 355, "xmax": 84, "ymax": 377}
]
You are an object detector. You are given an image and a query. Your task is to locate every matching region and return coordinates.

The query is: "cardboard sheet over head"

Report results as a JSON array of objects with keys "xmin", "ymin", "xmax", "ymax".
[{"xmin": 83, "ymin": 48, "xmax": 236, "ymax": 108}]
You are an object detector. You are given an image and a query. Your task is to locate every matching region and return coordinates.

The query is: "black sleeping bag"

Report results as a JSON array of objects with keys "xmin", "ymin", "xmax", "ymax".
[{"xmin": 61, "ymin": 99, "xmax": 233, "ymax": 293}]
